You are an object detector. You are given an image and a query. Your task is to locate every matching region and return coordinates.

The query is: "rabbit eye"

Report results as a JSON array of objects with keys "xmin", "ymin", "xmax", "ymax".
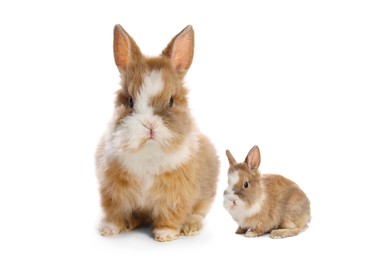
[
  {"xmin": 169, "ymin": 96, "xmax": 174, "ymax": 108},
  {"xmin": 243, "ymin": 182, "xmax": 249, "ymax": 189},
  {"xmin": 128, "ymin": 96, "xmax": 134, "ymax": 108}
]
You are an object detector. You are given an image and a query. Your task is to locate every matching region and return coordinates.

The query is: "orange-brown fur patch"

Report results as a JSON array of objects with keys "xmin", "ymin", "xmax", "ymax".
[{"xmin": 246, "ymin": 174, "xmax": 310, "ymax": 235}]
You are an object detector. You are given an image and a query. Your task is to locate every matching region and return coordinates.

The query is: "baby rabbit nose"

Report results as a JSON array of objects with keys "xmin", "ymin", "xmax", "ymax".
[{"xmin": 227, "ymin": 195, "xmax": 236, "ymax": 202}]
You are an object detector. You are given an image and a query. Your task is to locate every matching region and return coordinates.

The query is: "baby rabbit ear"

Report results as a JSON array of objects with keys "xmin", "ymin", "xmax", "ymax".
[
  {"xmin": 226, "ymin": 150, "xmax": 237, "ymax": 165},
  {"xmin": 245, "ymin": 145, "xmax": 261, "ymax": 171},
  {"xmin": 113, "ymin": 24, "xmax": 142, "ymax": 71},
  {"xmin": 162, "ymin": 25, "xmax": 194, "ymax": 75}
]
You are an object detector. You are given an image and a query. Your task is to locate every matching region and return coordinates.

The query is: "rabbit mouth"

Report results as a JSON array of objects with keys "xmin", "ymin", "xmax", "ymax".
[
  {"xmin": 145, "ymin": 129, "xmax": 156, "ymax": 140},
  {"xmin": 113, "ymin": 113, "xmax": 175, "ymax": 152},
  {"xmin": 143, "ymin": 122, "xmax": 159, "ymax": 140},
  {"xmin": 224, "ymin": 195, "xmax": 238, "ymax": 208},
  {"xmin": 143, "ymin": 128, "xmax": 173, "ymax": 146}
]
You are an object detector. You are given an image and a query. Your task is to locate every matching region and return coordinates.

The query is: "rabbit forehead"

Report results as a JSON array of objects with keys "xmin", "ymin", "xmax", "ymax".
[
  {"xmin": 134, "ymin": 69, "xmax": 164, "ymax": 114},
  {"xmin": 126, "ymin": 57, "xmax": 176, "ymax": 97},
  {"xmin": 228, "ymin": 164, "xmax": 251, "ymax": 179},
  {"xmin": 228, "ymin": 170, "xmax": 240, "ymax": 186},
  {"xmin": 140, "ymin": 70, "xmax": 164, "ymax": 96}
]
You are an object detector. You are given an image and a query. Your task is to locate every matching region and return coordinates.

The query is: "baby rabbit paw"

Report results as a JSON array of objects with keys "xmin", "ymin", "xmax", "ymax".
[{"xmin": 245, "ymin": 229, "xmax": 262, "ymax": 238}]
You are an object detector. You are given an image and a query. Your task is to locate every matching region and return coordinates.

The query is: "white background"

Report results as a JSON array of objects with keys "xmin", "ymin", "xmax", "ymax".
[{"xmin": 1, "ymin": 0, "xmax": 389, "ymax": 259}]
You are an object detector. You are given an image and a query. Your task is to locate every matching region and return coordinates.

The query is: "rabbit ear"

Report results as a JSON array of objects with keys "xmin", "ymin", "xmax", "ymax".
[
  {"xmin": 245, "ymin": 145, "xmax": 261, "ymax": 171},
  {"xmin": 113, "ymin": 24, "xmax": 142, "ymax": 71},
  {"xmin": 226, "ymin": 150, "xmax": 237, "ymax": 165},
  {"xmin": 162, "ymin": 25, "xmax": 194, "ymax": 75}
]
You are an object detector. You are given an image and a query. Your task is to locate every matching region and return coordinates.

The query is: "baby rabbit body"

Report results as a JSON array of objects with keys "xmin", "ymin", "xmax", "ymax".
[
  {"xmin": 224, "ymin": 146, "xmax": 310, "ymax": 239},
  {"xmin": 96, "ymin": 25, "xmax": 219, "ymax": 242}
]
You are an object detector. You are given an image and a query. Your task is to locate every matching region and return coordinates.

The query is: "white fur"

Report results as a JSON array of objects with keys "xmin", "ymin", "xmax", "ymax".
[
  {"xmin": 154, "ymin": 228, "xmax": 179, "ymax": 241},
  {"xmin": 245, "ymin": 230, "xmax": 259, "ymax": 238},
  {"xmin": 223, "ymin": 170, "xmax": 239, "ymax": 204},
  {"xmin": 112, "ymin": 113, "xmax": 173, "ymax": 152},
  {"xmin": 99, "ymin": 221, "xmax": 120, "ymax": 236},
  {"xmin": 228, "ymin": 170, "xmax": 240, "ymax": 187},
  {"xmin": 135, "ymin": 70, "xmax": 164, "ymax": 115},
  {"xmin": 223, "ymin": 170, "xmax": 239, "ymax": 210},
  {"xmin": 270, "ymin": 234, "xmax": 282, "ymax": 239},
  {"xmin": 246, "ymin": 193, "xmax": 266, "ymax": 216},
  {"xmin": 115, "ymin": 130, "xmax": 198, "ymax": 176}
]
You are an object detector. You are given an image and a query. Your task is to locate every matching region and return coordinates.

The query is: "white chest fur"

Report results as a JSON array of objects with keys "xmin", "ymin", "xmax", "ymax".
[
  {"xmin": 229, "ymin": 198, "xmax": 266, "ymax": 226},
  {"xmin": 227, "ymin": 184, "xmax": 267, "ymax": 226},
  {"xmin": 103, "ymin": 128, "xmax": 199, "ymax": 177},
  {"xmin": 116, "ymin": 139, "xmax": 194, "ymax": 176}
]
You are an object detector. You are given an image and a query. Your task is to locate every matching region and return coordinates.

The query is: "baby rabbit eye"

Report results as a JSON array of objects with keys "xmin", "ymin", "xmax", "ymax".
[
  {"xmin": 169, "ymin": 96, "xmax": 174, "ymax": 108},
  {"xmin": 243, "ymin": 182, "xmax": 249, "ymax": 189},
  {"xmin": 128, "ymin": 96, "xmax": 134, "ymax": 108}
]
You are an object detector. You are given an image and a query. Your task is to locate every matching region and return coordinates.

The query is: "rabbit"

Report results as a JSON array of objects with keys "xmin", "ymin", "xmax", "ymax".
[
  {"xmin": 223, "ymin": 145, "xmax": 310, "ymax": 239},
  {"xmin": 95, "ymin": 24, "xmax": 220, "ymax": 242}
]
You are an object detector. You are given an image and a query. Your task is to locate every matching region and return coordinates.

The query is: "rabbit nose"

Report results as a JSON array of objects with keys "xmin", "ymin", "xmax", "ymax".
[
  {"xmin": 143, "ymin": 121, "xmax": 158, "ymax": 139},
  {"xmin": 229, "ymin": 197, "xmax": 237, "ymax": 206},
  {"xmin": 226, "ymin": 195, "xmax": 236, "ymax": 202},
  {"xmin": 143, "ymin": 121, "xmax": 156, "ymax": 130}
]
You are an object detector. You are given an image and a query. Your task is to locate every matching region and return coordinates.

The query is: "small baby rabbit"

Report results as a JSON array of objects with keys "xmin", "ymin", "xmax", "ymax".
[
  {"xmin": 96, "ymin": 25, "xmax": 219, "ymax": 242},
  {"xmin": 223, "ymin": 146, "xmax": 310, "ymax": 239}
]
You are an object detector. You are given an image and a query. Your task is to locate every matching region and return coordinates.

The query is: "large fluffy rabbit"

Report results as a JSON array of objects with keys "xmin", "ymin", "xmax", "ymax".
[{"xmin": 96, "ymin": 25, "xmax": 219, "ymax": 242}]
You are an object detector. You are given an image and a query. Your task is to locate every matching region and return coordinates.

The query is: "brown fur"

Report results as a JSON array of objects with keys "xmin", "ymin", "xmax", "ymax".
[
  {"xmin": 224, "ymin": 146, "xmax": 310, "ymax": 239},
  {"xmin": 96, "ymin": 25, "xmax": 219, "ymax": 242}
]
